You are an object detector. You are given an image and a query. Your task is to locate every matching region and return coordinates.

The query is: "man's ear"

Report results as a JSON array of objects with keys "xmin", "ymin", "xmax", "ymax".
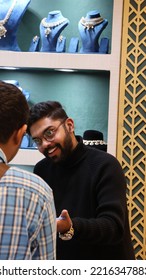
[
  {"xmin": 14, "ymin": 124, "xmax": 27, "ymax": 145},
  {"xmin": 66, "ymin": 118, "xmax": 74, "ymax": 132}
]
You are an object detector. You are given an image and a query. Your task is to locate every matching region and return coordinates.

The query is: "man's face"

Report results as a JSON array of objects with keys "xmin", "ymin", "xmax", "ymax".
[{"xmin": 30, "ymin": 117, "xmax": 75, "ymax": 163}]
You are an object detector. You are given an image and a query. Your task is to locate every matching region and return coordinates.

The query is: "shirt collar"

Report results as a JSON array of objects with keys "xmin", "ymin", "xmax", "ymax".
[{"xmin": 0, "ymin": 148, "xmax": 8, "ymax": 164}]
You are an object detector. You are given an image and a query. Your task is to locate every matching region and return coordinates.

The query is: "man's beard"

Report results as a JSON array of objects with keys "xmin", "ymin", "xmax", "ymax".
[{"xmin": 43, "ymin": 130, "xmax": 73, "ymax": 163}]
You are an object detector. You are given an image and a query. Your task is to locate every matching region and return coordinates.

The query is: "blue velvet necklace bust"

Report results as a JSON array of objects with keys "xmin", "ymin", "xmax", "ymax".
[
  {"xmin": 78, "ymin": 10, "xmax": 108, "ymax": 53},
  {"xmin": 40, "ymin": 10, "xmax": 69, "ymax": 52},
  {"xmin": 0, "ymin": 0, "xmax": 31, "ymax": 51}
]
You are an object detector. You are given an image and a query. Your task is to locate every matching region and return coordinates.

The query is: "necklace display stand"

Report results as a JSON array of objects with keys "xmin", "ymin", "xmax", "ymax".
[
  {"xmin": 68, "ymin": 37, "xmax": 79, "ymax": 53},
  {"xmin": 3, "ymin": 79, "xmax": 30, "ymax": 101},
  {"xmin": 28, "ymin": 35, "xmax": 40, "ymax": 52},
  {"xmin": 56, "ymin": 35, "xmax": 66, "ymax": 53},
  {"xmin": 78, "ymin": 10, "xmax": 108, "ymax": 53},
  {"xmin": 0, "ymin": 0, "xmax": 31, "ymax": 51},
  {"xmin": 40, "ymin": 10, "xmax": 69, "ymax": 52},
  {"xmin": 98, "ymin": 37, "xmax": 109, "ymax": 54}
]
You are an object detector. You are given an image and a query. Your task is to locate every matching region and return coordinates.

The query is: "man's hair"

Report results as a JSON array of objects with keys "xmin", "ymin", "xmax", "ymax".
[
  {"xmin": 27, "ymin": 101, "xmax": 68, "ymax": 134},
  {"xmin": 0, "ymin": 81, "xmax": 29, "ymax": 143}
]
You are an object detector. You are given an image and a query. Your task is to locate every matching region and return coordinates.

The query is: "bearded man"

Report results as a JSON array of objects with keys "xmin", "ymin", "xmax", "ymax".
[{"xmin": 28, "ymin": 100, "xmax": 135, "ymax": 260}]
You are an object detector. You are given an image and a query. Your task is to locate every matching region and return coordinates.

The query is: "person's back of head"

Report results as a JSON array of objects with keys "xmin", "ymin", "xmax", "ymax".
[
  {"xmin": 27, "ymin": 100, "xmax": 68, "ymax": 134},
  {"xmin": 0, "ymin": 81, "xmax": 29, "ymax": 144},
  {"xmin": 0, "ymin": 82, "xmax": 57, "ymax": 260}
]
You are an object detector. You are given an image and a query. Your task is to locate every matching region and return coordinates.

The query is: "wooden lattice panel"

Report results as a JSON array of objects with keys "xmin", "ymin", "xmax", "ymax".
[{"xmin": 117, "ymin": 0, "xmax": 146, "ymax": 260}]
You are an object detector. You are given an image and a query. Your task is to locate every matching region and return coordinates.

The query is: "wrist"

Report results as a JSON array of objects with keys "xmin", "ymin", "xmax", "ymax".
[{"xmin": 59, "ymin": 224, "xmax": 74, "ymax": 241}]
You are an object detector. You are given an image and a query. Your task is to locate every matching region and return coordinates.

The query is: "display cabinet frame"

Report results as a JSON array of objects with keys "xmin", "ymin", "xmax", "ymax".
[{"xmin": 0, "ymin": 0, "xmax": 124, "ymax": 165}]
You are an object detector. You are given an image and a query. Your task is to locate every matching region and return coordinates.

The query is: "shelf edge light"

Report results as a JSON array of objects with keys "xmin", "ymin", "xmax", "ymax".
[
  {"xmin": 54, "ymin": 68, "xmax": 77, "ymax": 72},
  {"xmin": 0, "ymin": 66, "xmax": 19, "ymax": 70}
]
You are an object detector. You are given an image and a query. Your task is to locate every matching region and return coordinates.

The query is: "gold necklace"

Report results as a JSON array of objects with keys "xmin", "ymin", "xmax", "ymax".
[
  {"xmin": 41, "ymin": 17, "xmax": 67, "ymax": 37},
  {"xmin": 0, "ymin": 0, "xmax": 17, "ymax": 39},
  {"xmin": 83, "ymin": 139, "xmax": 107, "ymax": 145},
  {"xmin": 80, "ymin": 16, "xmax": 104, "ymax": 30}
]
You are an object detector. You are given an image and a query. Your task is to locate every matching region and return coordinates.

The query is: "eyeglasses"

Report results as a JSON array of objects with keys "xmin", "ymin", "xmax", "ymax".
[{"xmin": 32, "ymin": 120, "xmax": 65, "ymax": 147}]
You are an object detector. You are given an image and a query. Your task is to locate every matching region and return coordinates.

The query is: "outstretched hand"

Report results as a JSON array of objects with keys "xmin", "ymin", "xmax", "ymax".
[{"xmin": 56, "ymin": 209, "xmax": 72, "ymax": 233}]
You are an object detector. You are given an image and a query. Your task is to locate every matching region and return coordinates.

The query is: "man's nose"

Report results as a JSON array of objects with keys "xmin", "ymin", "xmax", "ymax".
[
  {"xmin": 38, "ymin": 138, "xmax": 52, "ymax": 150},
  {"xmin": 42, "ymin": 137, "xmax": 52, "ymax": 146}
]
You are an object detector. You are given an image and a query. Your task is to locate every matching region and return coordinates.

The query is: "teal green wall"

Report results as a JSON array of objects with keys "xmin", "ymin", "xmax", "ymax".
[
  {"xmin": 18, "ymin": 0, "xmax": 113, "ymax": 52},
  {"xmin": 0, "ymin": 0, "xmax": 113, "ymax": 170},
  {"xmin": 0, "ymin": 69, "xmax": 109, "ymax": 141}
]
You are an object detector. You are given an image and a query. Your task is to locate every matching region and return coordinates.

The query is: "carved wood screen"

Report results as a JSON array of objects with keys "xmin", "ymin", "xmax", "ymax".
[{"xmin": 117, "ymin": 0, "xmax": 145, "ymax": 259}]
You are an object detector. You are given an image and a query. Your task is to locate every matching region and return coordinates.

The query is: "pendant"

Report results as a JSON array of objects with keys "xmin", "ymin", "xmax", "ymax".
[
  {"xmin": 0, "ymin": 24, "xmax": 7, "ymax": 39},
  {"xmin": 45, "ymin": 27, "xmax": 51, "ymax": 37}
]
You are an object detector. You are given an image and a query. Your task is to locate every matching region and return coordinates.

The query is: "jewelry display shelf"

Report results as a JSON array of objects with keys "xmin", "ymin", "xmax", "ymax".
[
  {"xmin": 10, "ymin": 149, "xmax": 44, "ymax": 166},
  {"xmin": 0, "ymin": 52, "xmax": 112, "ymax": 71},
  {"xmin": 1, "ymin": 0, "xmax": 123, "ymax": 166}
]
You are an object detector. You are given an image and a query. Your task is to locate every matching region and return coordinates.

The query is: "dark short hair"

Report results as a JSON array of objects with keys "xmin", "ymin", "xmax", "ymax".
[
  {"xmin": 0, "ymin": 81, "xmax": 29, "ymax": 143},
  {"xmin": 27, "ymin": 101, "xmax": 68, "ymax": 134}
]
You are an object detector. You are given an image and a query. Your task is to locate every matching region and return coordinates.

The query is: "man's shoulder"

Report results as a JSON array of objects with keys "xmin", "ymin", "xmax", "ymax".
[
  {"xmin": 9, "ymin": 166, "xmax": 53, "ymax": 197},
  {"xmin": 35, "ymin": 157, "xmax": 50, "ymax": 166},
  {"xmin": 85, "ymin": 145, "xmax": 121, "ymax": 165},
  {"xmin": 34, "ymin": 157, "xmax": 52, "ymax": 172}
]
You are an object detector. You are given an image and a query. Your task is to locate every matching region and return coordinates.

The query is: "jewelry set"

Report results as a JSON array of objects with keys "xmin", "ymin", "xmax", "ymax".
[
  {"xmin": 83, "ymin": 140, "xmax": 107, "ymax": 146},
  {"xmin": 0, "ymin": 0, "xmax": 105, "ymax": 40},
  {"xmin": 79, "ymin": 16, "xmax": 104, "ymax": 30},
  {"xmin": 0, "ymin": 0, "xmax": 17, "ymax": 39},
  {"xmin": 41, "ymin": 17, "xmax": 68, "ymax": 37}
]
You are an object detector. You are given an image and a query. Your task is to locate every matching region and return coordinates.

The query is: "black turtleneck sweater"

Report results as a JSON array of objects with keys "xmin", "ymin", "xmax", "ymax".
[{"xmin": 34, "ymin": 137, "xmax": 135, "ymax": 260}]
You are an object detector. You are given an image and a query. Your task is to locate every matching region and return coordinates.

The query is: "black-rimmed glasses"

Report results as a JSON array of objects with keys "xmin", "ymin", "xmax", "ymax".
[{"xmin": 32, "ymin": 120, "xmax": 65, "ymax": 147}]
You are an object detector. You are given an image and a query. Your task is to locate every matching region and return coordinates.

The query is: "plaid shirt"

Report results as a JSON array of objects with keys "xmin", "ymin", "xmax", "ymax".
[{"xmin": 0, "ymin": 165, "xmax": 56, "ymax": 260}]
